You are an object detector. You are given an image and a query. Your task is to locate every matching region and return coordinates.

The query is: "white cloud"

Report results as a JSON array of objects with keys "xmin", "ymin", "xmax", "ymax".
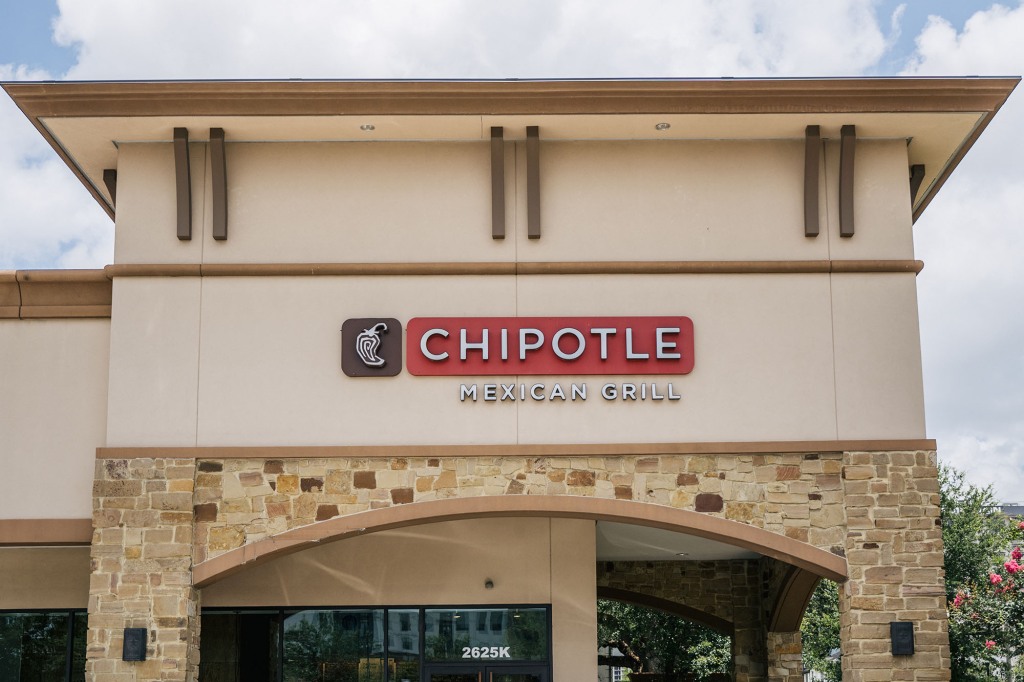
[
  {"xmin": 904, "ymin": 4, "xmax": 1024, "ymax": 76},
  {"xmin": 903, "ymin": 3, "xmax": 1024, "ymax": 500},
  {"xmin": 51, "ymin": 0, "xmax": 887, "ymax": 80},
  {"xmin": 0, "ymin": 64, "xmax": 112, "ymax": 269}
]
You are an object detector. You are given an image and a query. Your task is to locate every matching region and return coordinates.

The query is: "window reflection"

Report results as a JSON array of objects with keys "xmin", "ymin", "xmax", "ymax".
[
  {"xmin": 423, "ymin": 608, "xmax": 548, "ymax": 662},
  {"xmin": 0, "ymin": 611, "xmax": 86, "ymax": 682},
  {"xmin": 284, "ymin": 610, "xmax": 384, "ymax": 682},
  {"xmin": 198, "ymin": 605, "xmax": 550, "ymax": 681},
  {"xmin": 387, "ymin": 610, "xmax": 420, "ymax": 682}
]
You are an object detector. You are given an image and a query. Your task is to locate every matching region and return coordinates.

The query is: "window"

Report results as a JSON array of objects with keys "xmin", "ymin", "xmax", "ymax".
[
  {"xmin": 200, "ymin": 606, "xmax": 550, "ymax": 681},
  {"xmin": 0, "ymin": 610, "xmax": 87, "ymax": 682}
]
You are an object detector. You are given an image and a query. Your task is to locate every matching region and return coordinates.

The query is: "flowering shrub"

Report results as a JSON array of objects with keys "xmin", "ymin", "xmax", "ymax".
[
  {"xmin": 948, "ymin": 521, "xmax": 1024, "ymax": 681},
  {"xmin": 940, "ymin": 466, "xmax": 1024, "ymax": 681}
]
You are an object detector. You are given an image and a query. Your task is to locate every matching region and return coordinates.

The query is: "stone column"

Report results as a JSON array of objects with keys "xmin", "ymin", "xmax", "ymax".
[
  {"xmin": 87, "ymin": 457, "xmax": 199, "ymax": 682},
  {"xmin": 767, "ymin": 631, "xmax": 803, "ymax": 682},
  {"xmin": 840, "ymin": 450, "xmax": 951, "ymax": 681},
  {"xmin": 733, "ymin": 560, "xmax": 768, "ymax": 682}
]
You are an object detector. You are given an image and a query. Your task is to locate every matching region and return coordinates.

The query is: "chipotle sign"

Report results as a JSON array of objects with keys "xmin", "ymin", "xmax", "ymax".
[{"xmin": 406, "ymin": 316, "xmax": 694, "ymax": 376}]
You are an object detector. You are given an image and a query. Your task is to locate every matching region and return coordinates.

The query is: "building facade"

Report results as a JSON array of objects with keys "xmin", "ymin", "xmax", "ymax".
[{"xmin": 0, "ymin": 77, "xmax": 1018, "ymax": 681}]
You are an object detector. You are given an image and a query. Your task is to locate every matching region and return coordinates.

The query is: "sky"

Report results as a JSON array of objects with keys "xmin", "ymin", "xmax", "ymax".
[{"xmin": 1, "ymin": 0, "xmax": 1022, "ymax": 500}]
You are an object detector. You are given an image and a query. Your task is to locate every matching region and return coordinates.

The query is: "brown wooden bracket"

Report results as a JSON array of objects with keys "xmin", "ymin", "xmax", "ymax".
[
  {"xmin": 210, "ymin": 128, "xmax": 228, "ymax": 240},
  {"xmin": 102, "ymin": 169, "xmax": 117, "ymax": 208},
  {"xmin": 839, "ymin": 125, "xmax": 856, "ymax": 238},
  {"xmin": 804, "ymin": 125, "xmax": 820, "ymax": 237},
  {"xmin": 909, "ymin": 164, "xmax": 926, "ymax": 204},
  {"xmin": 526, "ymin": 125, "xmax": 541, "ymax": 239},
  {"xmin": 173, "ymin": 127, "xmax": 192, "ymax": 240},
  {"xmin": 490, "ymin": 126, "xmax": 505, "ymax": 239}
]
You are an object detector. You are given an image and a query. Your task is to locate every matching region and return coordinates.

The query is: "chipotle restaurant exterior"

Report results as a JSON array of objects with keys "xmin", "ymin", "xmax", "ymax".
[{"xmin": 0, "ymin": 77, "xmax": 1018, "ymax": 682}]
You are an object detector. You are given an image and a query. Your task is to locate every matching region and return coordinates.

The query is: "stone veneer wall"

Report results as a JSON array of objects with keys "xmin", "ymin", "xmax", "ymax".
[
  {"xmin": 597, "ymin": 559, "xmax": 808, "ymax": 682},
  {"xmin": 840, "ymin": 451, "xmax": 950, "ymax": 681},
  {"xmin": 767, "ymin": 632, "xmax": 804, "ymax": 682},
  {"xmin": 597, "ymin": 557, "xmax": 806, "ymax": 628},
  {"xmin": 192, "ymin": 453, "xmax": 847, "ymax": 564},
  {"xmin": 88, "ymin": 458, "xmax": 200, "ymax": 681},
  {"xmin": 85, "ymin": 450, "xmax": 949, "ymax": 682},
  {"xmin": 597, "ymin": 560, "xmax": 744, "ymax": 624}
]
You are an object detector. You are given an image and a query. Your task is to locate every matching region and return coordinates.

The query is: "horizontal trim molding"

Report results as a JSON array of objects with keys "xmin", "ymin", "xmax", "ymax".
[
  {"xmin": 0, "ymin": 519, "xmax": 92, "ymax": 546},
  {"xmin": 104, "ymin": 259, "xmax": 924, "ymax": 278},
  {"xmin": 97, "ymin": 439, "xmax": 937, "ymax": 460},
  {"xmin": 2, "ymin": 261, "xmax": 923, "ymax": 319},
  {"xmin": 6, "ymin": 78, "xmax": 1016, "ymax": 118},
  {"xmin": 0, "ymin": 270, "xmax": 111, "ymax": 319}
]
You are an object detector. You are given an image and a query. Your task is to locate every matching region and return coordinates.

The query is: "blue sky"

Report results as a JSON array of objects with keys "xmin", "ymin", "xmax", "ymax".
[
  {"xmin": 0, "ymin": 1, "xmax": 74, "ymax": 74},
  {"xmin": 1, "ymin": 0, "xmax": 1023, "ymax": 499}
]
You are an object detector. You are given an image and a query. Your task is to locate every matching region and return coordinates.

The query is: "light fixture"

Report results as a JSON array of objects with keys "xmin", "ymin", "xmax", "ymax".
[
  {"xmin": 655, "ymin": 122, "xmax": 671, "ymax": 131},
  {"xmin": 360, "ymin": 124, "xmax": 376, "ymax": 131},
  {"xmin": 675, "ymin": 552, "xmax": 689, "ymax": 557}
]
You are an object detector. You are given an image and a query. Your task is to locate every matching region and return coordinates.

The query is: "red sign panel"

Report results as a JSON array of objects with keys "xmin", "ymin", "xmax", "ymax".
[{"xmin": 406, "ymin": 317, "xmax": 694, "ymax": 376}]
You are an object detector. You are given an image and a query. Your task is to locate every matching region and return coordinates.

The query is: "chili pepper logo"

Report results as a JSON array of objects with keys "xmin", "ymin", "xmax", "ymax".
[
  {"xmin": 341, "ymin": 317, "xmax": 402, "ymax": 377},
  {"xmin": 355, "ymin": 322, "xmax": 389, "ymax": 367}
]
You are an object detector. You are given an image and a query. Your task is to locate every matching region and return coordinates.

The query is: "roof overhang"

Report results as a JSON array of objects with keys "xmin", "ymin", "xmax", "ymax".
[{"xmin": 2, "ymin": 77, "xmax": 1018, "ymax": 222}]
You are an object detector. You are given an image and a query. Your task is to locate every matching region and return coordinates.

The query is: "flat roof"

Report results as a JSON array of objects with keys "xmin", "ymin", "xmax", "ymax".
[{"xmin": 3, "ymin": 77, "xmax": 1018, "ymax": 221}]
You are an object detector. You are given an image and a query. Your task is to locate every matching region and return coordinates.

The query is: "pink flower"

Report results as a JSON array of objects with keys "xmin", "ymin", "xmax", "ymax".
[
  {"xmin": 1006, "ymin": 560, "xmax": 1021, "ymax": 574},
  {"xmin": 990, "ymin": 573, "xmax": 1003, "ymax": 585},
  {"xmin": 953, "ymin": 593, "xmax": 965, "ymax": 607},
  {"xmin": 1013, "ymin": 547, "xmax": 1023, "ymax": 562},
  {"xmin": 986, "ymin": 640, "xmax": 996, "ymax": 650},
  {"xmin": 1018, "ymin": 521, "xmax": 1024, "ymax": 530}
]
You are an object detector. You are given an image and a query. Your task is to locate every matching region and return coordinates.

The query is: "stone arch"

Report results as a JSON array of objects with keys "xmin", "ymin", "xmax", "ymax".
[
  {"xmin": 193, "ymin": 495, "xmax": 847, "ymax": 587},
  {"xmin": 597, "ymin": 586, "xmax": 734, "ymax": 635},
  {"xmin": 768, "ymin": 565, "xmax": 822, "ymax": 633}
]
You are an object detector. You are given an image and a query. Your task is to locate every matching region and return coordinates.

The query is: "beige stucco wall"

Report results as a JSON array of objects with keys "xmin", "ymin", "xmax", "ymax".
[
  {"xmin": 0, "ymin": 546, "xmax": 90, "ymax": 609},
  {"xmin": 111, "ymin": 138, "xmax": 914, "ymax": 266},
  {"xmin": 104, "ymin": 270, "xmax": 924, "ymax": 447},
  {"xmin": 0, "ymin": 319, "xmax": 109, "ymax": 518},
  {"xmin": 202, "ymin": 517, "xmax": 597, "ymax": 678},
  {"xmin": 202, "ymin": 517, "xmax": 557, "ymax": 606},
  {"xmin": 114, "ymin": 142, "xmax": 209, "ymax": 264},
  {"xmin": 106, "ymin": 278, "xmax": 201, "ymax": 446},
  {"xmin": 102, "ymin": 136, "xmax": 925, "ymax": 448}
]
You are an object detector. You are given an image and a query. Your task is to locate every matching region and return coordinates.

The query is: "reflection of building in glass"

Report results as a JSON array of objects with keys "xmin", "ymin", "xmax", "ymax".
[
  {"xmin": 597, "ymin": 646, "xmax": 627, "ymax": 682},
  {"xmin": 194, "ymin": 606, "xmax": 548, "ymax": 678},
  {"xmin": 423, "ymin": 608, "xmax": 548, "ymax": 661}
]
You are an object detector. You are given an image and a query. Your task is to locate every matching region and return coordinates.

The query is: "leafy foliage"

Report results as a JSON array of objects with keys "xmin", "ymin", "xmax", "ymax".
[
  {"xmin": 939, "ymin": 465, "xmax": 1022, "ymax": 681},
  {"xmin": 800, "ymin": 579, "xmax": 841, "ymax": 681},
  {"xmin": 597, "ymin": 599, "xmax": 730, "ymax": 680},
  {"xmin": 940, "ymin": 466, "xmax": 1015, "ymax": 592}
]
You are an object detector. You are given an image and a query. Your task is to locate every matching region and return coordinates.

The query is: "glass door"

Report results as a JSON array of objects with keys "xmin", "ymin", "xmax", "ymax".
[
  {"xmin": 424, "ymin": 666, "xmax": 547, "ymax": 682},
  {"xmin": 424, "ymin": 666, "xmax": 482, "ymax": 681},
  {"xmin": 487, "ymin": 667, "xmax": 548, "ymax": 682}
]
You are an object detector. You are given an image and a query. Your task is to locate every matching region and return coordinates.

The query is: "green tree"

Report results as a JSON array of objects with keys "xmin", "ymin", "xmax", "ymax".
[
  {"xmin": 800, "ymin": 579, "xmax": 841, "ymax": 682},
  {"xmin": 940, "ymin": 466, "xmax": 1014, "ymax": 592},
  {"xmin": 939, "ymin": 465, "xmax": 1018, "ymax": 681},
  {"xmin": 597, "ymin": 599, "xmax": 730, "ymax": 680}
]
